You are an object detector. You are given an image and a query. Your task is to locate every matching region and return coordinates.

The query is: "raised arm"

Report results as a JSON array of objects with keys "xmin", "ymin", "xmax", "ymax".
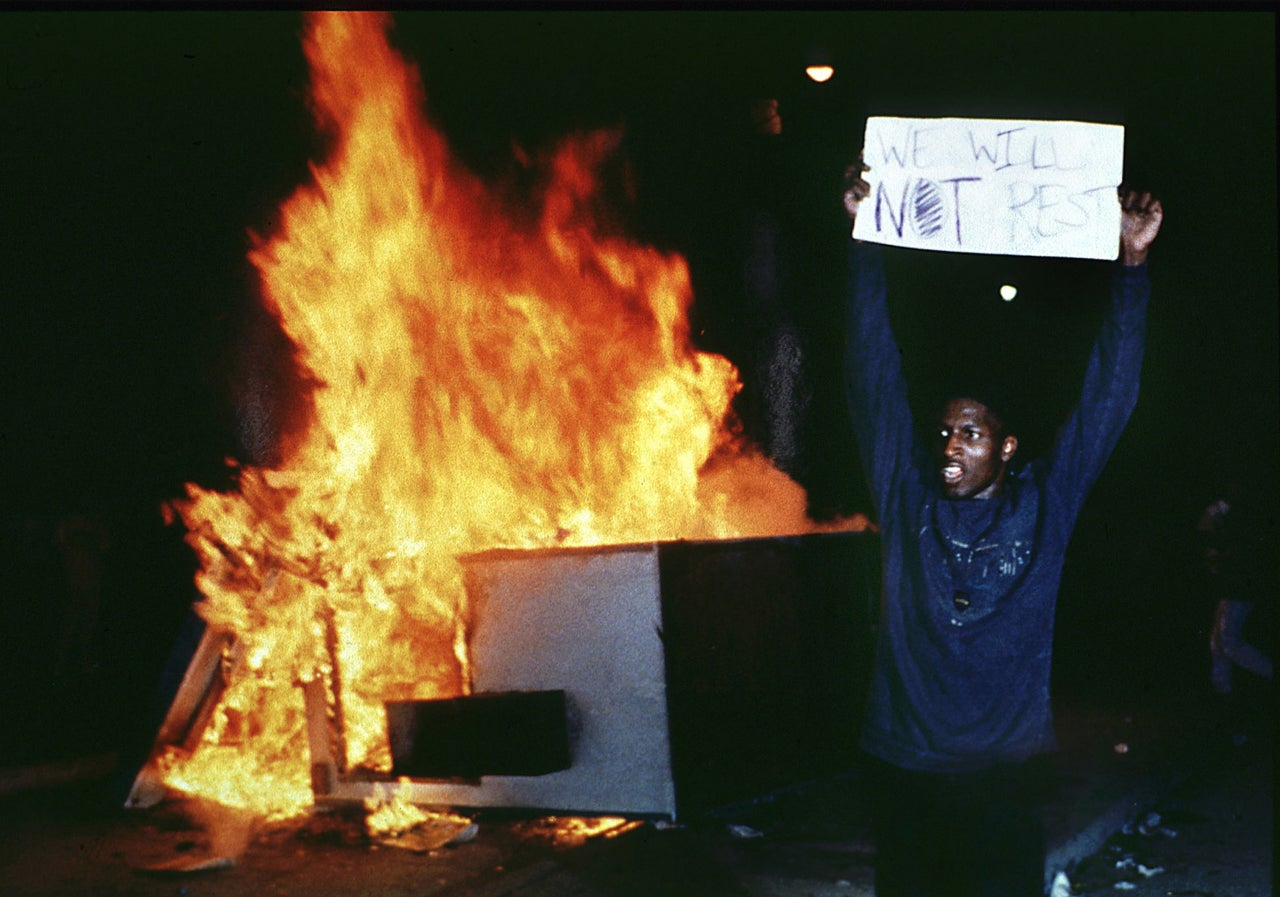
[
  {"xmin": 842, "ymin": 160, "xmax": 918, "ymax": 513},
  {"xmin": 1046, "ymin": 188, "xmax": 1163, "ymax": 516}
]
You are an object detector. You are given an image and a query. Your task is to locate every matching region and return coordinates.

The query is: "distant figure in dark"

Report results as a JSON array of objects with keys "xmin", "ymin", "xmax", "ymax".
[
  {"xmin": 842, "ymin": 157, "xmax": 1163, "ymax": 897},
  {"xmin": 1198, "ymin": 479, "xmax": 1272, "ymax": 704},
  {"xmin": 735, "ymin": 95, "xmax": 808, "ymax": 477}
]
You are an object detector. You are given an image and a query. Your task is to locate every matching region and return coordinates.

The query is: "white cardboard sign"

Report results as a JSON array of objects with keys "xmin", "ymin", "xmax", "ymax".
[{"xmin": 852, "ymin": 116, "xmax": 1125, "ymax": 260}]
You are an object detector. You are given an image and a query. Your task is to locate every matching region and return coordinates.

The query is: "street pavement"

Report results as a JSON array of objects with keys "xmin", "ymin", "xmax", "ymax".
[
  {"xmin": 1060, "ymin": 724, "xmax": 1272, "ymax": 897},
  {"xmin": 0, "ymin": 691, "xmax": 1269, "ymax": 897}
]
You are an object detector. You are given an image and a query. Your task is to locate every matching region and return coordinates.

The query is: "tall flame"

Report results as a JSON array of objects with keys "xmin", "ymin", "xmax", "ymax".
[{"xmin": 162, "ymin": 11, "xmax": 837, "ymax": 819}]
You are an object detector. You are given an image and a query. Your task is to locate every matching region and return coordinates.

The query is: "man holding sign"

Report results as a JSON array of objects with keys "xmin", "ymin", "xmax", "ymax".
[{"xmin": 842, "ymin": 123, "xmax": 1162, "ymax": 897}]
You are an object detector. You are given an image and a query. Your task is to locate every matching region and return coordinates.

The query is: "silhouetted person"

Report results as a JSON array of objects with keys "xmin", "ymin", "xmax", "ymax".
[
  {"xmin": 736, "ymin": 96, "xmax": 809, "ymax": 476},
  {"xmin": 1198, "ymin": 478, "xmax": 1272, "ymax": 746}
]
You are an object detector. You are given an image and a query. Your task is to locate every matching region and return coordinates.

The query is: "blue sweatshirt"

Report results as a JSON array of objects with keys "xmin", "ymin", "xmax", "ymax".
[{"xmin": 845, "ymin": 242, "xmax": 1149, "ymax": 772}]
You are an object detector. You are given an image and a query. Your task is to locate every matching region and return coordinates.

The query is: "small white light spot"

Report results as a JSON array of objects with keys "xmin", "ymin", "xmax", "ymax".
[
  {"xmin": 999, "ymin": 284, "xmax": 1018, "ymax": 302},
  {"xmin": 804, "ymin": 65, "xmax": 834, "ymax": 83}
]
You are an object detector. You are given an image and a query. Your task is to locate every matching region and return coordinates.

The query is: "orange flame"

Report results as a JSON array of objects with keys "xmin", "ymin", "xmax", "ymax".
[{"xmin": 162, "ymin": 11, "xmax": 843, "ymax": 819}]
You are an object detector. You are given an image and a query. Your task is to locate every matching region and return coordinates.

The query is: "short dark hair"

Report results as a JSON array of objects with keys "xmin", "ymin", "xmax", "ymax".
[{"xmin": 930, "ymin": 378, "xmax": 1021, "ymax": 439}]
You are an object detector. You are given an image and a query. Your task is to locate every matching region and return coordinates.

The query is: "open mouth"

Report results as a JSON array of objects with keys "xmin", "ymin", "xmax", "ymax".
[{"xmin": 941, "ymin": 463, "xmax": 964, "ymax": 484}]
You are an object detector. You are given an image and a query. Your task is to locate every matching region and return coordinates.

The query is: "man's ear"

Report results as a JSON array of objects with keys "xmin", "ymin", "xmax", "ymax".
[{"xmin": 1001, "ymin": 435, "xmax": 1019, "ymax": 462}]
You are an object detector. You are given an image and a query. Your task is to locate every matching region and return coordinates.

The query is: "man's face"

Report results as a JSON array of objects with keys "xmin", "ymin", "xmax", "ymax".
[{"xmin": 934, "ymin": 398, "xmax": 1018, "ymax": 499}]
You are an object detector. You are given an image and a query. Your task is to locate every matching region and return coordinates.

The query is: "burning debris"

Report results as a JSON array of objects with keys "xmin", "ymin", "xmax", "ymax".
[
  {"xmin": 363, "ymin": 784, "xmax": 478, "ymax": 852},
  {"xmin": 509, "ymin": 816, "xmax": 642, "ymax": 850},
  {"xmin": 124, "ymin": 788, "xmax": 642, "ymax": 883}
]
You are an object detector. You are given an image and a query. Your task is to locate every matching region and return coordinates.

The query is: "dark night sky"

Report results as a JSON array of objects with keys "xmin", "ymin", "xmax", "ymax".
[{"xmin": 0, "ymin": 9, "xmax": 1275, "ymax": 758}]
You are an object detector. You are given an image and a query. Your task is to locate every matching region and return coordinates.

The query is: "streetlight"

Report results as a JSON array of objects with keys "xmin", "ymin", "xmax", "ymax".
[{"xmin": 804, "ymin": 46, "xmax": 834, "ymax": 83}]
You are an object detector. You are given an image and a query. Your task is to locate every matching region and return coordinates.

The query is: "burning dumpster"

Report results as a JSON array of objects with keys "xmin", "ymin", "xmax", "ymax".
[
  {"xmin": 133, "ymin": 533, "xmax": 874, "ymax": 820},
  {"xmin": 124, "ymin": 10, "xmax": 875, "ymax": 825}
]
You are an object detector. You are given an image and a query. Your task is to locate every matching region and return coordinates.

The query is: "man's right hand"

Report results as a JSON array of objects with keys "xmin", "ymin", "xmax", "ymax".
[{"xmin": 842, "ymin": 156, "xmax": 870, "ymax": 224}]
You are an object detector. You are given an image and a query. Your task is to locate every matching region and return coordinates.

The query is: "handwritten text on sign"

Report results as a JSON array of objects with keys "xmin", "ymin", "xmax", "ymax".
[{"xmin": 852, "ymin": 117, "xmax": 1125, "ymax": 260}]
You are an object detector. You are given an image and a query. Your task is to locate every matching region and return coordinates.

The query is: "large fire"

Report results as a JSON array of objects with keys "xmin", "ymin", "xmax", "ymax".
[{"xmin": 159, "ymin": 11, "xmax": 846, "ymax": 819}]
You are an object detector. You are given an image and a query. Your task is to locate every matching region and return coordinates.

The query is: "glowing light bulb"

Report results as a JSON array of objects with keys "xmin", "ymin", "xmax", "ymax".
[
  {"xmin": 804, "ymin": 65, "xmax": 834, "ymax": 83},
  {"xmin": 1000, "ymin": 284, "xmax": 1018, "ymax": 302}
]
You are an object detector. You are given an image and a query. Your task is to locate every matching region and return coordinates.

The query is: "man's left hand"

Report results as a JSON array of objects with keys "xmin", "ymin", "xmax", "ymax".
[{"xmin": 1120, "ymin": 189, "xmax": 1163, "ymax": 266}]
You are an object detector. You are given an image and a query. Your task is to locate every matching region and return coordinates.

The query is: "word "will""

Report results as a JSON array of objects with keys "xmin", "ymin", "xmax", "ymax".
[{"xmin": 875, "ymin": 126, "xmax": 1089, "ymax": 172}]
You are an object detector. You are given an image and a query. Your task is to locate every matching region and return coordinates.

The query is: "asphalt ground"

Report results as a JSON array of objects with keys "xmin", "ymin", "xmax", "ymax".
[
  {"xmin": 1064, "ymin": 728, "xmax": 1272, "ymax": 897},
  {"xmin": 1, "ymin": 686, "xmax": 1255, "ymax": 897}
]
